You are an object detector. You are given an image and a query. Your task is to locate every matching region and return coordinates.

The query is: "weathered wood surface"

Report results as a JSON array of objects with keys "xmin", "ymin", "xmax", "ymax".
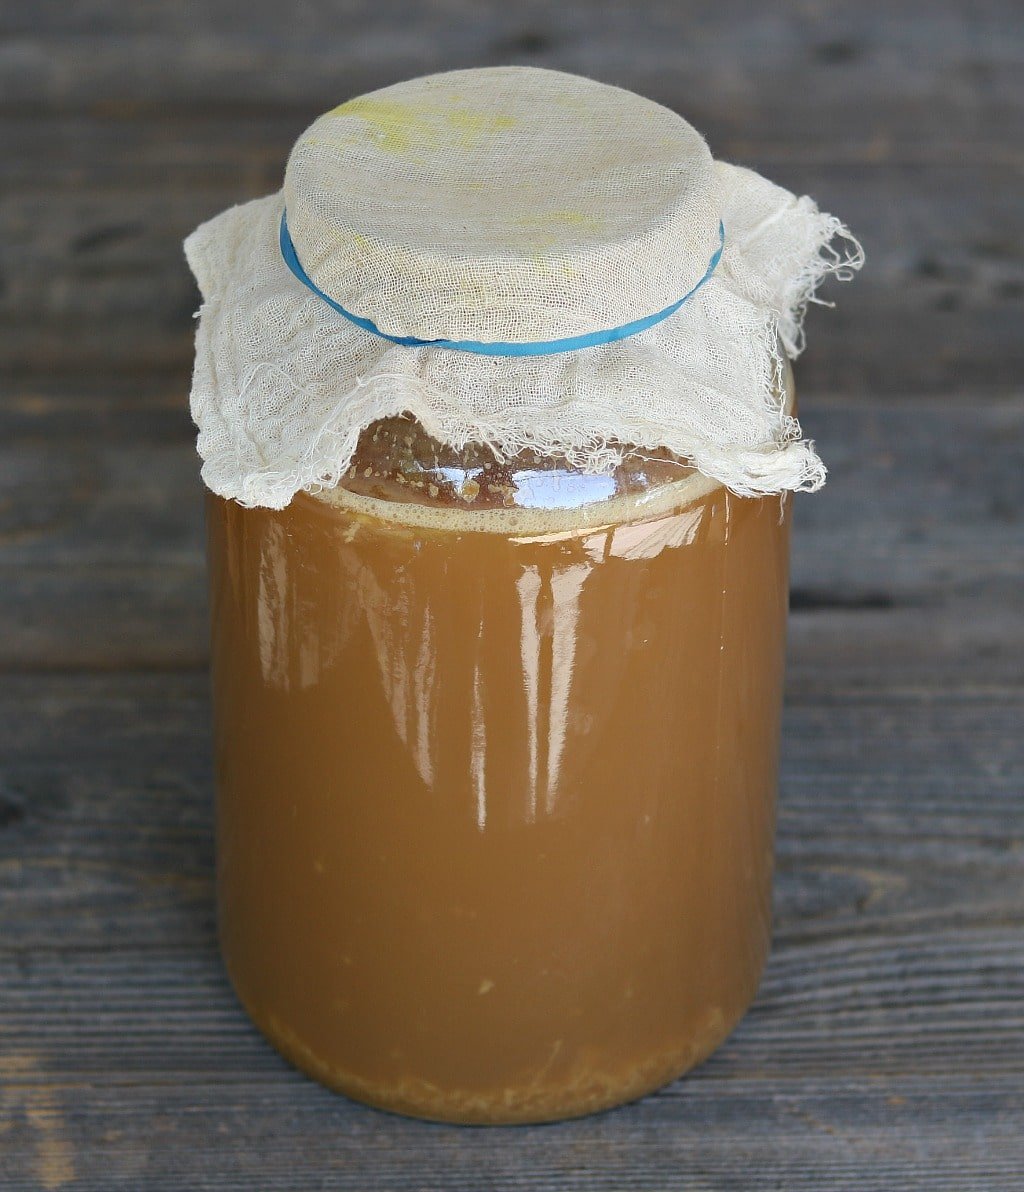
[
  {"xmin": 0, "ymin": 675, "xmax": 1021, "ymax": 1189},
  {"xmin": 1, "ymin": 392, "xmax": 1021, "ymax": 688},
  {"xmin": 5, "ymin": 162, "xmax": 1022, "ymax": 394},
  {"xmin": 2, "ymin": 1, "xmax": 1023, "ymax": 1188},
  {"xmin": 0, "ymin": 391, "xmax": 1021, "ymax": 1191},
  {"xmin": 1, "ymin": 0, "xmax": 1022, "ymax": 393}
]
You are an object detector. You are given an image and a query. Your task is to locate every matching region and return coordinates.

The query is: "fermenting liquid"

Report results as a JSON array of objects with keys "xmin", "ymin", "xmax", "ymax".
[{"xmin": 207, "ymin": 424, "xmax": 791, "ymax": 1124}]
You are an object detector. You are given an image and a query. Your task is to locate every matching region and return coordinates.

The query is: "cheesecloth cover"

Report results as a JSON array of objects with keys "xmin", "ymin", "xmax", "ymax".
[{"xmin": 185, "ymin": 66, "xmax": 862, "ymax": 510}]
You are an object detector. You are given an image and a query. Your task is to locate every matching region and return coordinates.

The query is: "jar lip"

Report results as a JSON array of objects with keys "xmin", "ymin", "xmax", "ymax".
[
  {"xmin": 304, "ymin": 466, "xmax": 722, "ymax": 537},
  {"xmin": 305, "ymin": 361, "xmax": 796, "ymax": 536}
]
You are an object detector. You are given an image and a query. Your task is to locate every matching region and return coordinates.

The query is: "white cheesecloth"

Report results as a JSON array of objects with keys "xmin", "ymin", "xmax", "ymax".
[{"xmin": 185, "ymin": 66, "xmax": 862, "ymax": 510}]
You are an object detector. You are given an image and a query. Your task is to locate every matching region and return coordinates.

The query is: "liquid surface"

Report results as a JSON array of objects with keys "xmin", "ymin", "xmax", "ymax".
[
  {"xmin": 208, "ymin": 475, "xmax": 791, "ymax": 1123},
  {"xmin": 338, "ymin": 417, "xmax": 700, "ymax": 511},
  {"xmin": 318, "ymin": 418, "xmax": 718, "ymax": 536}
]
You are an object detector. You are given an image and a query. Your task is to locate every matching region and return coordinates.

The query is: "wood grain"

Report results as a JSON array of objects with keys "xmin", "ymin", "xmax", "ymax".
[
  {"xmin": 0, "ymin": 674, "xmax": 1021, "ymax": 1189},
  {"xmin": 0, "ymin": 673, "xmax": 1021, "ymax": 949},
  {"xmin": 3, "ymin": 161, "xmax": 1022, "ymax": 394},
  {"xmin": 1, "ymin": 0, "xmax": 1022, "ymax": 393},
  {"xmin": 3, "ymin": 0, "xmax": 1021, "ymax": 158},
  {"xmin": 1, "ymin": 395, "xmax": 1021, "ymax": 686},
  {"xmin": 1, "ymin": 3, "xmax": 1022, "ymax": 1187},
  {"xmin": 1, "ymin": 1075, "xmax": 1019, "ymax": 1191}
]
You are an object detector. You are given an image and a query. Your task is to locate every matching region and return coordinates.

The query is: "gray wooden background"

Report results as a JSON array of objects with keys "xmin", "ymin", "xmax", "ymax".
[{"xmin": 1, "ymin": 2, "xmax": 1022, "ymax": 1189}]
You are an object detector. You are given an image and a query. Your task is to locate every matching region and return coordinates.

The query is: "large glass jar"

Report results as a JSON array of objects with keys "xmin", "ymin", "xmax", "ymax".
[{"xmin": 206, "ymin": 373, "xmax": 793, "ymax": 1124}]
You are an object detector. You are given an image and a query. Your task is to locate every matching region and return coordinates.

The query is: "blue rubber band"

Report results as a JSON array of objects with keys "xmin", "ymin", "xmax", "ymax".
[{"xmin": 280, "ymin": 211, "xmax": 724, "ymax": 357}]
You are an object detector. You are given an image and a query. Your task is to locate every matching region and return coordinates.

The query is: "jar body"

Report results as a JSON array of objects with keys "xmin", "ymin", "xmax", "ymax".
[{"xmin": 207, "ymin": 481, "xmax": 790, "ymax": 1123}]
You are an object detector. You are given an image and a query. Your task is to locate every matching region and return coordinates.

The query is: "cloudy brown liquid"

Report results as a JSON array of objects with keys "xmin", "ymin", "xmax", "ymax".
[{"xmin": 207, "ymin": 430, "xmax": 791, "ymax": 1124}]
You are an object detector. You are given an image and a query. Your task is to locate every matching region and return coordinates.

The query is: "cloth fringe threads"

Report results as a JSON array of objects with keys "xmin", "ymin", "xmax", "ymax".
[{"xmin": 185, "ymin": 67, "xmax": 863, "ymax": 510}]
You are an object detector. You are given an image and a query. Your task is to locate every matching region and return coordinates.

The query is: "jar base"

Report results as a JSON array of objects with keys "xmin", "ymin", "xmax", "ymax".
[{"xmin": 224, "ymin": 955, "xmax": 760, "ymax": 1126}]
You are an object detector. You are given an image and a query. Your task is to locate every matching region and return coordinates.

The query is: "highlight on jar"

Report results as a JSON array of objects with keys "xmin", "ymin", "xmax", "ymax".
[{"xmin": 185, "ymin": 66, "xmax": 862, "ymax": 1125}]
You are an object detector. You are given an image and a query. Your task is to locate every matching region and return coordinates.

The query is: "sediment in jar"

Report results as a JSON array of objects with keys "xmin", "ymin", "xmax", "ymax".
[{"xmin": 317, "ymin": 415, "xmax": 717, "ymax": 535}]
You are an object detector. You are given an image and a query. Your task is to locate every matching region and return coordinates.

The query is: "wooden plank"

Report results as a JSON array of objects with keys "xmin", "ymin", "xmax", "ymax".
[
  {"xmin": 0, "ymin": 672, "xmax": 1021, "ymax": 1188},
  {"xmin": 0, "ymin": 396, "xmax": 1021, "ymax": 685},
  {"xmin": 0, "ymin": 5, "xmax": 1020, "ymax": 1185},
  {"xmin": 0, "ymin": 1073, "xmax": 1018, "ymax": 1191},
  {"xmin": 0, "ymin": 115, "xmax": 296, "ymax": 193},
  {"xmin": 2, "ymin": 0, "xmax": 1020, "ymax": 160},
  {"xmin": 2, "ymin": 161, "xmax": 1021, "ymax": 392},
  {"xmin": 1, "ymin": 931, "xmax": 1019, "ymax": 1079},
  {"xmin": 0, "ymin": 673, "xmax": 1021, "ymax": 949},
  {"xmin": 14, "ymin": 109, "xmax": 1017, "ymax": 208},
  {"xmin": 0, "ymin": 379, "xmax": 195, "ymax": 444},
  {"xmin": 0, "ymin": 1, "xmax": 1022, "ymax": 391}
]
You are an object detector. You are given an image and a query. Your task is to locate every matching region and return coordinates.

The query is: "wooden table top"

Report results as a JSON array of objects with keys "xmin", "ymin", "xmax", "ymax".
[{"xmin": 1, "ymin": 3, "xmax": 1022, "ymax": 1188}]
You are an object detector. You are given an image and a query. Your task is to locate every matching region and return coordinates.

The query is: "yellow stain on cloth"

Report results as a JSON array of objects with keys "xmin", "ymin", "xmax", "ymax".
[{"xmin": 329, "ymin": 96, "xmax": 517, "ymax": 155}]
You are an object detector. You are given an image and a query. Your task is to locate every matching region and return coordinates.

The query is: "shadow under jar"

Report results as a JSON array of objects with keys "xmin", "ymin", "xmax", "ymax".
[{"xmin": 206, "ymin": 379, "xmax": 792, "ymax": 1125}]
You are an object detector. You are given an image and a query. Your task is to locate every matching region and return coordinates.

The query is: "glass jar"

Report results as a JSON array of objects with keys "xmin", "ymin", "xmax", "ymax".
[{"xmin": 206, "ymin": 371, "xmax": 793, "ymax": 1124}]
